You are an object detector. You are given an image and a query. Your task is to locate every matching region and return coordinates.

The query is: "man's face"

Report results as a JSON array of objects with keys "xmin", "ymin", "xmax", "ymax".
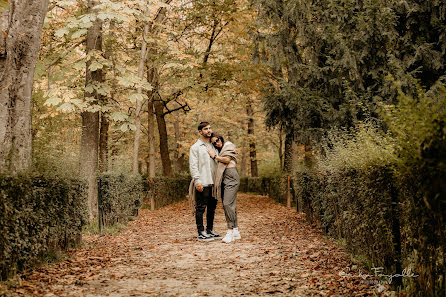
[{"xmin": 199, "ymin": 125, "xmax": 212, "ymax": 138}]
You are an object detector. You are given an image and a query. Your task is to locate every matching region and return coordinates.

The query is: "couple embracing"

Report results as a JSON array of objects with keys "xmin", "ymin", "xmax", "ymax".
[{"xmin": 188, "ymin": 121, "xmax": 241, "ymax": 243}]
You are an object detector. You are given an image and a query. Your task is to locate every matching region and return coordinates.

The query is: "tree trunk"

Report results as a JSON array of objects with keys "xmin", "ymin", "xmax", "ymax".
[
  {"xmin": 143, "ymin": 3, "xmax": 170, "ymax": 177},
  {"xmin": 147, "ymin": 98, "xmax": 155, "ymax": 177},
  {"xmin": 279, "ymin": 126, "xmax": 284, "ymax": 171},
  {"xmin": 132, "ymin": 7, "xmax": 150, "ymax": 174},
  {"xmin": 283, "ymin": 132, "xmax": 294, "ymax": 173},
  {"xmin": 80, "ymin": 0, "xmax": 103, "ymax": 219},
  {"xmin": 0, "ymin": 0, "xmax": 49, "ymax": 174},
  {"xmin": 173, "ymin": 115, "xmax": 183, "ymax": 174},
  {"xmin": 240, "ymin": 138, "xmax": 248, "ymax": 177},
  {"xmin": 303, "ymin": 143, "xmax": 313, "ymax": 170},
  {"xmin": 99, "ymin": 112, "xmax": 109, "ymax": 172},
  {"xmin": 177, "ymin": 153, "xmax": 185, "ymax": 174},
  {"xmin": 146, "ymin": 68, "xmax": 156, "ymax": 178},
  {"xmin": 99, "ymin": 21, "xmax": 114, "ymax": 174},
  {"xmin": 154, "ymin": 99, "xmax": 173, "ymax": 177},
  {"xmin": 246, "ymin": 100, "xmax": 258, "ymax": 177}
]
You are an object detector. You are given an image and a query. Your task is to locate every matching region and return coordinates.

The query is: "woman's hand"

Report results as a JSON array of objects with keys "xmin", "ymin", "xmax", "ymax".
[{"xmin": 207, "ymin": 147, "xmax": 215, "ymax": 159}]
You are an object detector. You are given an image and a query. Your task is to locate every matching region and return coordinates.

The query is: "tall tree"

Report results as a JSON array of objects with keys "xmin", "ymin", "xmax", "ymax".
[
  {"xmin": 80, "ymin": 0, "xmax": 103, "ymax": 218},
  {"xmin": 246, "ymin": 99, "xmax": 258, "ymax": 177},
  {"xmin": 99, "ymin": 22, "xmax": 116, "ymax": 173},
  {"xmin": 99, "ymin": 111, "xmax": 109, "ymax": 172},
  {"xmin": 0, "ymin": 0, "xmax": 49, "ymax": 173},
  {"xmin": 154, "ymin": 96, "xmax": 173, "ymax": 177},
  {"xmin": 256, "ymin": 0, "xmax": 397, "ymax": 148},
  {"xmin": 146, "ymin": 67, "xmax": 156, "ymax": 178},
  {"xmin": 278, "ymin": 126, "xmax": 284, "ymax": 171},
  {"xmin": 283, "ymin": 132, "xmax": 294, "ymax": 173},
  {"xmin": 132, "ymin": 5, "xmax": 150, "ymax": 174},
  {"xmin": 173, "ymin": 114, "xmax": 185, "ymax": 174},
  {"xmin": 145, "ymin": 2, "xmax": 173, "ymax": 177}
]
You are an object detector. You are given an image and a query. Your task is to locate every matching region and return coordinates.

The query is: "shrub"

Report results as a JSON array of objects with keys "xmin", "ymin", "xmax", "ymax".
[
  {"xmin": 302, "ymin": 86, "xmax": 446, "ymax": 295},
  {"xmin": 295, "ymin": 168, "xmax": 399, "ymax": 269},
  {"xmin": 239, "ymin": 175, "xmax": 294, "ymax": 206},
  {"xmin": 98, "ymin": 173, "xmax": 144, "ymax": 226},
  {"xmin": 0, "ymin": 174, "xmax": 87, "ymax": 280},
  {"xmin": 144, "ymin": 175, "xmax": 190, "ymax": 209},
  {"xmin": 316, "ymin": 122, "xmax": 397, "ymax": 173},
  {"xmin": 383, "ymin": 87, "xmax": 446, "ymax": 296}
]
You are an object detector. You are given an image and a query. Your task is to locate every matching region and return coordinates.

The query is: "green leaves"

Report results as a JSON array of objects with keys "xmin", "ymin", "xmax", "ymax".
[
  {"xmin": 119, "ymin": 123, "xmax": 136, "ymax": 132},
  {"xmin": 44, "ymin": 96, "xmax": 62, "ymax": 106},
  {"xmin": 109, "ymin": 112, "xmax": 128, "ymax": 122},
  {"xmin": 55, "ymin": 28, "xmax": 69, "ymax": 38},
  {"xmin": 116, "ymin": 74, "xmax": 152, "ymax": 91},
  {"xmin": 72, "ymin": 29, "xmax": 87, "ymax": 39},
  {"xmin": 44, "ymin": 89, "xmax": 63, "ymax": 107},
  {"xmin": 57, "ymin": 102, "xmax": 76, "ymax": 112},
  {"xmin": 128, "ymin": 92, "xmax": 148, "ymax": 103},
  {"xmin": 88, "ymin": 60, "xmax": 103, "ymax": 71}
]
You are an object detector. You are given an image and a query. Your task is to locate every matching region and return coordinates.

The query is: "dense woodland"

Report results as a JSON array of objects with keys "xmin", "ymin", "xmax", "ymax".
[{"xmin": 0, "ymin": 0, "xmax": 445, "ymax": 296}]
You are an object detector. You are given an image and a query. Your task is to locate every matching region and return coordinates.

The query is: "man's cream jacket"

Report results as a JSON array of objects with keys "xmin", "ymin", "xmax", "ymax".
[{"xmin": 189, "ymin": 138, "xmax": 217, "ymax": 186}]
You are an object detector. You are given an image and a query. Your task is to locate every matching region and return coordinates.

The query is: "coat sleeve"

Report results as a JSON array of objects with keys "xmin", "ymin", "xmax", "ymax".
[{"xmin": 189, "ymin": 145, "xmax": 202, "ymax": 185}]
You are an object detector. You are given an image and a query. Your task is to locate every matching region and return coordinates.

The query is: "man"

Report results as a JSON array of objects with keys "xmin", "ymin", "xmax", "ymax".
[{"xmin": 189, "ymin": 122, "xmax": 221, "ymax": 241}]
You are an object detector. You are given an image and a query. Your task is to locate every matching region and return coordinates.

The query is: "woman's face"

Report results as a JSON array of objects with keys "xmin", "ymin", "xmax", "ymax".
[{"xmin": 211, "ymin": 137, "xmax": 223, "ymax": 148}]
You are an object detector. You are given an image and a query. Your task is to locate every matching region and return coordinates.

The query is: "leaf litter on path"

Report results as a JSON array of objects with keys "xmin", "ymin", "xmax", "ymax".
[{"xmin": 4, "ymin": 194, "xmax": 391, "ymax": 296}]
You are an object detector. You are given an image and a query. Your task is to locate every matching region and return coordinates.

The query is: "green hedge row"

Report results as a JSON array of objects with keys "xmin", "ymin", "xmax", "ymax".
[
  {"xmin": 295, "ymin": 168, "xmax": 399, "ymax": 272},
  {"xmin": 144, "ymin": 176, "xmax": 190, "ymax": 209},
  {"xmin": 295, "ymin": 167, "xmax": 446, "ymax": 295},
  {"xmin": 0, "ymin": 175, "xmax": 87, "ymax": 280},
  {"xmin": 0, "ymin": 173, "xmax": 193, "ymax": 280},
  {"xmin": 145, "ymin": 176, "xmax": 291, "ymax": 209},
  {"xmin": 241, "ymin": 171, "xmax": 401, "ymax": 273},
  {"xmin": 145, "ymin": 175, "xmax": 292, "ymax": 209},
  {"xmin": 98, "ymin": 173, "xmax": 144, "ymax": 226},
  {"xmin": 242, "ymin": 166, "xmax": 445, "ymax": 295},
  {"xmin": 239, "ymin": 175, "xmax": 295, "ymax": 206}
]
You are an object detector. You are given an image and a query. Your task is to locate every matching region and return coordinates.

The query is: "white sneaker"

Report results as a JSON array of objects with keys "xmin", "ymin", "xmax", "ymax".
[
  {"xmin": 222, "ymin": 230, "xmax": 234, "ymax": 243},
  {"xmin": 232, "ymin": 228, "xmax": 241, "ymax": 240}
]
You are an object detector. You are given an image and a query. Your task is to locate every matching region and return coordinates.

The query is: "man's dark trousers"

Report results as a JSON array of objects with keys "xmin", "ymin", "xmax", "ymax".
[{"xmin": 195, "ymin": 186, "xmax": 217, "ymax": 234}]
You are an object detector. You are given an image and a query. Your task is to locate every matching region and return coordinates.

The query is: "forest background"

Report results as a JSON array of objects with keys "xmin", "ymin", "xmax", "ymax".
[{"xmin": 0, "ymin": 0, "xmax": 445, "ymax": 295}]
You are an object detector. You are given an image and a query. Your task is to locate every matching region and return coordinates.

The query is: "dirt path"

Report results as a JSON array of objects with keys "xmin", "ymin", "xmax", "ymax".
[{"xmin": 6, "ymin": 194, "xmax": 388, "ymax": 296}]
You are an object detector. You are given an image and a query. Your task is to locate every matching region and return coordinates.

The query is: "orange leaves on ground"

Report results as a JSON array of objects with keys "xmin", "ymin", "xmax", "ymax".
[{"xmin": 5, "ymin": 194, "xmax": 390, "ymax": 296}]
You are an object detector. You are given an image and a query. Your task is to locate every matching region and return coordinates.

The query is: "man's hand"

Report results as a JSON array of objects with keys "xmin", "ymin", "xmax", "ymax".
[{"xmin": 195, "ymin": 183, "xmax": 204, "ymax": 192}]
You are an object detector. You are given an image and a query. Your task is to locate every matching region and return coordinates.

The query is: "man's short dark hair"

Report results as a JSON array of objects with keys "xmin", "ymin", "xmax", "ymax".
[{"xmin": 198, "ymin": 121, "xmax": 210, "ymax": 131}]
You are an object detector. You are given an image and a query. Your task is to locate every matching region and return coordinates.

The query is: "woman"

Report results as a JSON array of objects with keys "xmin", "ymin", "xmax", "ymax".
[{"xmin": 207, "ymin": 133, "xmax": 241, "ymax": 243}]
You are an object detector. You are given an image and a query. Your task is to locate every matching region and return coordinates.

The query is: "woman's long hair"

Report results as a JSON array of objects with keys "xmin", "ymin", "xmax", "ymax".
[{"xmin": 211, "ymin": 132, "xmax": 224, "ymax": 152}]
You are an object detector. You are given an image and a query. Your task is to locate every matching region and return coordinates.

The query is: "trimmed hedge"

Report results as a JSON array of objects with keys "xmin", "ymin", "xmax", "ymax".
[
  {"xmin": 294, "ymin": 164, "xmax": 445, "ymax": 295},
  {"xmin": 241, "ymin": 171, "xmax": 399, "ymax": 272},
  {"xmin": 0, "ymin": 173, "xmax": 192, "ymax": 280},
  {"xmin": 295, "ymin": 168, "xmax": 399, "ymax": 271},
  {"xmin": 0, "ymin": 174, "xmax": 87, "ymax": 280},
  {"xmin": 144, "ymin": 176, "xmax": 190, "ymax": 209},
  {"xmin": 144, "ymin": 176, "xmax": 291, "ymax": 209},
  {"xmin": 239, "ymin": 175, "xmax": 295, "ymax": 206},
  {"xmin": 98, "ymin": 173, "xmax": 144, "ymax": 226}
]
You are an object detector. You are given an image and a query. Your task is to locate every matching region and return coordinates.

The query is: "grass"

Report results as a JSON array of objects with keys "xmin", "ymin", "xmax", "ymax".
[
  {"xmin": 83, "ymin": 220, "xmax": 128, "ymax": 235},
  {"xmin": 37, "ymin": 248, "xmax": 67, "ymax": 266}
]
